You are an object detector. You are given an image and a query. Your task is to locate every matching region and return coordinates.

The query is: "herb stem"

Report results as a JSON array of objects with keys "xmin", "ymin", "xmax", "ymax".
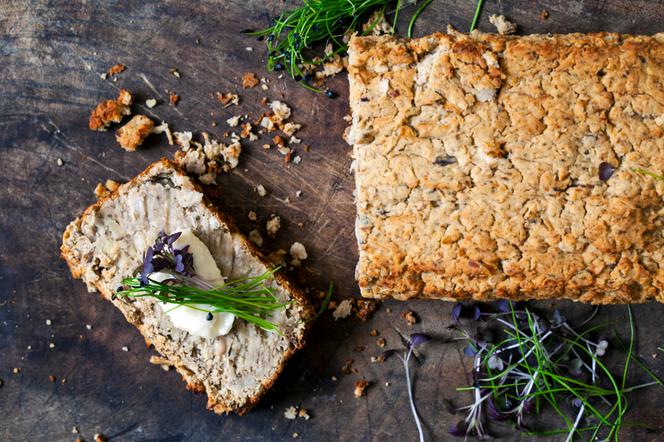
[
  {"xmin": 403, "ymin": 348, "xmax": 425, "ymax": 442},
  {"xmin": 469, "ymin": 0, "xmax": 484, "ymax": 32}
]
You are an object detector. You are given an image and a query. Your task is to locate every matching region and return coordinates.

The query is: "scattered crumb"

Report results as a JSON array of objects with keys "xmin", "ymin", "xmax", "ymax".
[
  {"xmin": 49, "ymin": 343, "xmax": 55, "ymax": 349},
  {"xmin": 121, "ymin": 346, "xmax": 129, "ymax": 352},
  {"xmin": 331, "ymin": 376, "xmax": 338, "ymax": 382},
  {"xmin": 48, "ymin": 375, "xmax": 56, "ymax": 383},
  {"xmin": 149, "ymin": 355, "xmax": 172, "ymax": 371},
  {"xmin": 282, "ymin": 122, "xmax": 301, "ymax": 136},
  {"xmin": 45, "ymin": 319, "xmax": 52, "ymax": 325},
  {"xmin": 354, "ymin": 380, "xmax": 369, "ymax": 398},
  {"xmin": 261, "ymin": 83, "xmax": 269, "ymax": 91},
  {"xmin": 355, "ymin": 300, "xmax": 378, "ymax": 321},
  {"xmin": 333, "ymin": 299, "xmax": 353, "ymax": 320},
  {"xmin": 284, "ymin": 406, "xmax": 298, "ymax": 420},
  {"xmin": 99, "ymin": 73, "xmax": 107, "ymax": 80},
  {"xmin": 489, "ymin": 14, "xmax": 517, "ymax": 35},
  {"xmin": 151, "ymin": 121, "xmax": 173, "ymax": 145},
  {"xmin": 94, "ymin": 434, "xmax": 107, "ymax": 442},
  {"xmin": 245, "ymin": 47, "xmax": 253, "ymax": 52},
  {"xmin": 169, "ymin": 92, "xmax": 180, "ymax": 106},
  {"xmin": 371, "ymin": 355, "xmax": 385, "ymax": 363},
  {"xmin": 226, "ymin": 115, "xmax": 241, "ymax": 127},
  {"xmin": 269, "ymin": 100, "xmax": 292, "ymax": 121},
  {"xmin": 401, "ymin": 310, "xmax": 418, "ymax": 326},
  {"xmin": 256, "ymin": 184, "xmax": 267, "ymax": 197},
  {"xmin": 88, "ymin": 89, "xmax": 132, "ymax": 131},
  {"xmin": 539, "ymin": 10, "xmax": 549, "ymax": 20},
  {"xmin": 248, "ymin": 211, "xmax": 257, "ymax": 221},
  {"xmin": 369, "ymin": 329, "xmax": 379, "ymax": 337},
  {"xmin": 13, "ymin": 367, "xmax": 20, "ymax": 374},
  {"xmin": 293, "ymin": 155, "xmax": 302, "ymax": 165},
  {"xmin": 107, "ymin": 63, "xmax": 126, "ymax": 77},
  {"xmin": 170, "ymin": 68, "xmax": 181, "ymax": 78},
  {"xmin": 215, "ymin": 92, "xmax": 240, "ymax": 107},
  {"xmin": 385, "ymin": 382, "xmax": 390, "ymax": 386},
  {"xmin": 56, "ymin": 158, "xmax": 63, "ymax": 166},
  {"xmin": 145, "ymin": 98, "xmax": 157, "ymax": 108},
  {"xmin": 341, "ymin": 359, "xmax": 354, "ymax": 375},
  {"xmin": 173, "ymin": 131, "xmax": 193, "ymax": 150},
  {"xmin": 116, "ymin": 115, "xmax": 154, "ymax": 151},
  {"xmin": 249, "ymin": 230, "xmax": 263, "ymax": 247},
  {"xmin": 298, "ymin": 408, "xmax": 310, "ymax": 420},
  {"xmin": 295, "ymin": 191, "xmax": 302, "ymax": 198},
  {"xmin": 242, "ymin": 72, "xmax": 260, "ymax": 89},
  {"xmin": 266, "ymin": 215, "xmax": 281, "ymax": 237},
  {"xmin": 289, "ymin": 242, "xmax": 308, "ymax": 261},
  {"xmin": 86, "ymin": 324, "xmax": 92, "ymax": 330},
  {"xmin": 72, "ymin": 426, "xmax": 79, "ymax": 434},
  {"xmin": 377, "ymin": 338, "xmax": 386, "ymax": 348},
  {"xmin": 292, "ymin": 433, "xmax": 299, "ymax": 439}
]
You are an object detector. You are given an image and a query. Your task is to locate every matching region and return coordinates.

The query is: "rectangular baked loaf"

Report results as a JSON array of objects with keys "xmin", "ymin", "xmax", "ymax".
[
  {"xmin": 61, "ymin": 159, "xmax": 314, "ymax": 414},
  {"xmin": 347, "ymin": 31, "xmax": 664, "ymax": 303}
]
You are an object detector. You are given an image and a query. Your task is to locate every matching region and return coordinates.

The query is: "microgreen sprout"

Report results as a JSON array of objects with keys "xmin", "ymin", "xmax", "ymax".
[
  {"xmin": 383, "ymin": 329, "xmax": 432, "ymax": 442},
  {"xmin": 114, "ymin": 231, "xmax": 291, "ymax": 332},
  {"xmin": 247, "ymin": 0, "xmax": 434, "ymax": 91},
  {"xmin": 633, "ymin": 167, "xmax": 664, "ymax": 182},
  {"xmin": 449, "ymin": 302, "xmax": 661, "ymax": 441}
]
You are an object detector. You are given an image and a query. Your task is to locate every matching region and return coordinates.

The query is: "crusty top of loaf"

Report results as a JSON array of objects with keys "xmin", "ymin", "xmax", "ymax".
[
  {"xmin": 348, "ymin": 32, "xmax": 664, "ymax": 303},
  {"xmin": 61, "ymin": 159, "xmax": 314, "ymax": 414}
]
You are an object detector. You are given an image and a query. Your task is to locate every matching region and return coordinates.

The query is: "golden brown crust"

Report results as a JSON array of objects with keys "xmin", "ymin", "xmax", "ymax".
[
  {"xmin": 115, "ymin": 115, "xmax": 154, "ymax": 151},
  {"xmin": 88, "ymin": 89, "xmax": 132, "ymax": 131},
  {"xmin": 348, "ymin": 32, "xmax": 664, "ymax": 304},
  {"xmin": 60, "ymin": 158, "xmax": 315, "ymax": 414}
]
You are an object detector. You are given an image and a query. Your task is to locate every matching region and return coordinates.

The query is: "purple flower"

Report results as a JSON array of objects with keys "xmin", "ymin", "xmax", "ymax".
[
  {"xmin": 409, "ymin": 333, "xmax": 431, "ymax": 349},
  {"xmin": 451, "ymin": 303, "xmax": 463, "ymax": 322},
  {"xmin": 495, "ymin": 299, "xmax": 510, "ymax": 312},
  {"xmin": 464, "ymin": 343, "xmax": 478, "ymax": 357},
  {"xmin": 599, "ymin": 162, "xmax": 616, "ymax": 181},
  {"xmin": 473, "ymin": 305, "xmax": 482, "ymax": 321},
  {"xmin": 486, "ymin": 397, "xmax": 509, "ymax": 421},
  {"xmin": 140, "ymin": 246, "xmax": 155, "ymax": 284}
]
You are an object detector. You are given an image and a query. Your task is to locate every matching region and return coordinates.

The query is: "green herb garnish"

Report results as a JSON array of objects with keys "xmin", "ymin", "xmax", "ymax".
[
  {"xmin": 449, "ymin": 303, "xmax": 661, "ymax": 440},
  {"xmin": 246, "ymin": 0, "xmax": 434, "ymax": 92},
  {"xmin": 633, "ymin": 168, "xmax": 664, "ymax": 182},
  {"xmin": 469, "ymin": 0, "xmax": 484, "ymax": 32},
  {"xmin": 118, "ymin": 269, "xmax": 289, "ymax": 333}
]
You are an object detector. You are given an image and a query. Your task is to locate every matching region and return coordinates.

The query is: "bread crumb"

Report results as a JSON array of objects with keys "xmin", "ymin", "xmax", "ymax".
[
  {"xmin": 333, "ymin": 299, "xmax": 353, "ymax": 320},
  {"xmin": 245, "ymin": 47, "xmax": 253, "ymax": 52},
  {"xmin": 45, "ymin": 319, "xmax": 52, "ymax": 325},
  {"xmin": 242, "ymin": 72, "xmax": 260, "ymax": 89},
  {"xmin": 151, "ymin": 121, "xmax": 173, "ymax": 145},
  {"xmin": 105, "ymin": 179, "xmax": 120, "ymax": 192},
  {"xmin": 342, "ymin": 359, "xmax": 355, "ymax": 375},
  {"xmin": 215, "ymin": 92, "xmax": 240, "ymax": 107},
  {"xmin": 293, "ymin": 155, "xmax": 302, "ymax": 165},
  {"xmin": 94, "ymin": 434, "xmax": 107, "ymax": 442},
  {"xmin": 377, "ymin": 338, "xmax": 386, "ymax": 348},
  {"xmin": 401, "ymin": 310, "xmax": 418, "ymax": 326},
  {"xmin": 56, "ymin": 158, "xmax": 64, "ymax": 166},
  {"xmin": 284, "ymin": 406, "xmax": 298, "ymax": 420},
  {"xmin": 331, "ymin": 376, "xmax": 337, "ymax": 382},
  {"xmin": 256, "ymin": 184, "xmax": 267, "ymax": 197},
  {"xmin": 86, "ymin": 324, "xmax": 92, "ymax": 330},
  {"xmin": 170, "ymin": 68, "xmax": 181, "ymax": 78},
  {"xmin": 261, "ymin": 84, "xmax": 269, "ymax": 91},
  {"xmin": 489, "ymin": 14, "xmax": 517, "ymax": 35},
  {"xmin": 145, "ymin": 98, "xmax": 157, "ymax": 108},
  {"xmin": 298, "ymin": 408, "xmax": 310, "ymax": 420},
  {"xmin": 355, "ymin": 300, "xmax": 378, "ymax": 321},
  {"xmin": 371, "ymin": 355, "xmax": 385, "ymax": 363},
  {"xmin": 369, "ymin": 329, "xmax": 379, "ymax": 336},
  {"xmin": 249, "ymin": 230, "xmax": 263, "ymax": 247},
  {"xmin": 121, "ymin": 346, "xmax": 129, "ymax": 352},
  {"xmin": 248, "ymin": 211, "xmax": 257, "ymax": 221},
  {"xmin": 169, "ymin": 92, "xmax": 180, "ymax": 106},
  {"xmin": 173, "ymin": 131, "xmax": 193, "ymax": 150},
  {"xmin": 269, "ymin": 100, "xmax": 291, "ymax": 121},
  {"xmin": 48, "ymin": 375, "xmax": 56, "ymax": 383},
  {"xmin": 227, "ymin": 115, "xmax": 241, "ymax": 127},
  {"xmin": 13, "ymin": 367, "xmax": 20, "ymax": 374},
  {"xmin": 72, "ymin": 426, "xmax": 79, "ymax": 434},
  {"xmin": 292, "ymin": 433, "xmax": 299, "ymax": 439},
  {"xmin": 539, "ymin": 10, "xmax": 549, "ymax": 20},
  {"xmin": 99, "ymin": 73, "xmax": 107, "ymax": 80},
  {"xmin": 88, "ymin": 89, "xmax": 132, "ymax": 131},
  {"xmin": 49, "ymin": 343, "xmax": 55, "ymax": 349},
  {"xmin": 266, "ymin": 215, "xmax": 281, "ymax": 237},
  {"xmin": 289, "ymin": 242, "xmax": 308, "ymax": 260},
  {"xmin": 116, "ymin": 115, "xmax": 154, "ymax": 151},
  {"xmin": 107, "ymin": 63, "xmax": 126, "ymax": 77},
  {"xmin": 354, "ymin": 380, "xmax": 369, "ymax": 398}
]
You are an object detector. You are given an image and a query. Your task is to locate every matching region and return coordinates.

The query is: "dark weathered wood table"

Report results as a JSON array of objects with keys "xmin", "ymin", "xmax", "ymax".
[{"xmin": 2, "ymin": 1, "xmax": 664, "ymax": 440}]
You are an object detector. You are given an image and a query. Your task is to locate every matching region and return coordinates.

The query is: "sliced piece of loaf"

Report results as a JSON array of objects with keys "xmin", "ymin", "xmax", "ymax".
[{"xmin": 61, "ymin": 158, "xmax": 314, "ymax": 414}]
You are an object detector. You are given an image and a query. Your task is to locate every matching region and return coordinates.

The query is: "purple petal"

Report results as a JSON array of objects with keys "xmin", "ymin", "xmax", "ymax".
[
  {"xmin": 409, "ymin": 333, "xmax": 431, "ymax": 348},
  {"xmin": 448, "ymin": 420, "xmax": 467, "ymax": 437},
  {"xmin": 464, "ymin": 344, "xmax": 478, "ymax": 357},
  {"xmin": 495, "ymin": 300, "xmax": 510, "ymax": 312},
  {"xmin": 166, "ymin": 231, "xmax": 182, "ymax": 246},
  {"xmin": 486, "ymin": 397, "xmax": 509, "ymax": 421},
  {"xmin": 451, "ymin": 303, "xmax": 463, "ymax": 322},
  {"xmin": 174, "ymin": 254, "xmax": 185, "ymax": 273},
  {"xmin": 473, "ymin": 305, "xmax": 482, "ymax": 321},
  {"xmin": 572, "ymin": 397, "xmax": 583, "ymax": 408},
  {"xmin": 599, "ymin": 162, "xmax": 615, "ymax": 181}
]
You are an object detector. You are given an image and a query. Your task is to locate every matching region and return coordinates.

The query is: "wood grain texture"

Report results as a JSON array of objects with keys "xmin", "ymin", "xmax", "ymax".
[{"xmin": 1, "ymin": 1, "xmax": 664, "ymax": 441}]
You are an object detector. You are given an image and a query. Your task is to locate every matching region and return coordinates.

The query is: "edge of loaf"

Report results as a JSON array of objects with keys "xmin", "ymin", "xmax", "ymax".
[
  {"xmin": 348, "ymin": 31, "xmax": 664, "ymax": 304},
  {"xmin": 61, "ymin": 158, "xmax": 315, "ymax": 414}
]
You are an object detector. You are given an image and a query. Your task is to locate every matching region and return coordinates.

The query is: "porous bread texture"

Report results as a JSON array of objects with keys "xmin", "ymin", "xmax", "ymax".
[
  {"xmin": 348, "ymin": 32, "xmax": 664, "ymax": 303},
  {"xmin": 61, "ymin": 159, "xmax": 313, "ymax": 414}
]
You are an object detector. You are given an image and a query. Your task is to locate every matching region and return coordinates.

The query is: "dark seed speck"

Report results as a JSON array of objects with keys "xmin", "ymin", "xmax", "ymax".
[
  {"xmin": 599, "ymin": 162, "xmax": 616, "ymax": 181},
  {"xmin": 325, "ymin": 90, "xmax": 337, "ymax": 98},
  {"xmin": 206, "ymin": 312, "xmax": 213, "ymax": 321}
]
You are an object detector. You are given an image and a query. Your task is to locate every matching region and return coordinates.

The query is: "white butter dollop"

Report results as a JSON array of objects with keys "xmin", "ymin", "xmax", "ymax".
[{"xmin": 149, "ymin": 229, "xmax": 234, "ymax": 339}]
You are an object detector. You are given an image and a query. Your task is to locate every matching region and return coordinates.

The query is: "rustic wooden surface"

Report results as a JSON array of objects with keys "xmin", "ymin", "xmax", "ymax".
[{"xmin": 2, "ymin": 1, "xmax": 664, "ymax": 441}]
